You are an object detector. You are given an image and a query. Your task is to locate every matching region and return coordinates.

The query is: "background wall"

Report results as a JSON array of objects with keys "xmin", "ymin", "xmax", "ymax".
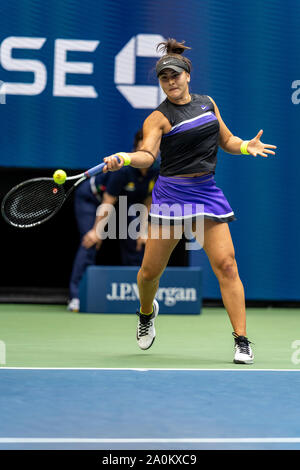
[{"xmin": 0, "ymin": 0, "xmax": 299, "ymax": 300}]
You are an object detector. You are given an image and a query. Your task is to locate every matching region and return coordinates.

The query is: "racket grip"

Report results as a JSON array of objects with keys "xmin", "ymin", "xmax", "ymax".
[{"xmin": 84, "ymin": 157, "xmax": 121, "ymax": 178}]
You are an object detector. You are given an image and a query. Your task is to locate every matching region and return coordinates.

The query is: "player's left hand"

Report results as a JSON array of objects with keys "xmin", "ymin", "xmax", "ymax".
[{"xmin": 247, "ymin": 130, "xmax": 277, "ymax": 157}]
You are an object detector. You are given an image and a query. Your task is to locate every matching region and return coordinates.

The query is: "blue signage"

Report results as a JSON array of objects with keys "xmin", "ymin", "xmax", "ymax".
[{"xmin": 79, "ymin": 266, "xmax": 202, "ymax": 314}]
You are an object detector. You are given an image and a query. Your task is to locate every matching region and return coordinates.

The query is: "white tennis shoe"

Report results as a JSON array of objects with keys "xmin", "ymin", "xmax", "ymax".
[
  {"xmin": 67, "ymin": 298, "xmax": 80, "ymax": 312},
  {"xmin": 233, "ymin": 333, "xmax": 254, "ymax": 364},
  {"xmin": 136, "ymin": 299, "xmax": 159, "ymax": 350}
]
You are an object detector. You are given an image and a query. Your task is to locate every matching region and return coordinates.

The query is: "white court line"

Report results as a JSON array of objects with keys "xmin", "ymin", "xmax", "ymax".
[
  {"xmin": 0, "ymin": 367, "xmax": 300, "ymax": 371},
  {"xmin": 0, "ymin": 438, "xmax": 300, "ymax": 444}
]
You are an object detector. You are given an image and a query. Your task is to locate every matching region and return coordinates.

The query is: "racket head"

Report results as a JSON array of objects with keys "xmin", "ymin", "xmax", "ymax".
[{"xmin": 1, "ymin": 177, "xmax": 66, "ymax": 228}]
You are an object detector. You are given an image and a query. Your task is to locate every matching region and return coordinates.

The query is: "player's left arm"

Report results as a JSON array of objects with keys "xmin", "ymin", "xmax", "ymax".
[{"xmin": 207, "ymin": 96, "xmax": 277, "ymax": 157}]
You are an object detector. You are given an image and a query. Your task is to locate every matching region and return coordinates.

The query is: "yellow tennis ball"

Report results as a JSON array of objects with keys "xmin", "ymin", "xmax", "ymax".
[{"xmin": 53, "ymin": 169, "xmax": 67, "ymax": 184}]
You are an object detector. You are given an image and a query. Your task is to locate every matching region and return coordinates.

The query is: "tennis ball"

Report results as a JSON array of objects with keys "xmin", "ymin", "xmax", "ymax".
[{"xmin": 53, "ymin": 169, "xmax": 67, "ymax": 184}]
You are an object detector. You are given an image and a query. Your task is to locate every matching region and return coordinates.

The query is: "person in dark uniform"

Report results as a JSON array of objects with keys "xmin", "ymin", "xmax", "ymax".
[
  {"xmin": 67, "ymin": 174, "xmax": 109, "ymax": 312},
  {"xmin": 68, "ymin": 130, "xmax": 159, "ymax": 312},
  {"xmin": 100, "ymin": 38, "xmax": 277, "ymax": 364}
]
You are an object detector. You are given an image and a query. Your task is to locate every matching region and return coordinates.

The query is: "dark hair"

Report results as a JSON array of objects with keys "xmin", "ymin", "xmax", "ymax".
[
  {"xmin": 156, "ymin": 38, "xmax": 192, "ymax": 73},
  {"xmin": 133, "ymin": 129, "xmax": 143, "ymax": 150}
]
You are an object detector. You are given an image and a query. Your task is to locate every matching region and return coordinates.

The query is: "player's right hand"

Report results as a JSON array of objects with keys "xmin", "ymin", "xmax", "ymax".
[{"xmin": 103, "ymin": 154, "xmax": 124, "ymax": 173}]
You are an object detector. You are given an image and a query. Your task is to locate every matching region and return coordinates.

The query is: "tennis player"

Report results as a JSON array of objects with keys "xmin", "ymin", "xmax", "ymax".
[{"xmin": 102, "ymin": 38, "xmax": 277, "ymax": 364}]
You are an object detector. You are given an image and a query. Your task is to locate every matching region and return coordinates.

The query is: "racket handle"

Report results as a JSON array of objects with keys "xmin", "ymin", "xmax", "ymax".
[
  {"xmin": 84, "ymin": 163, "xmax": 105, "ymax": 178},
  {"xmin": 84, "ymin": 156, "xmax": 121, "ymax": 178}
]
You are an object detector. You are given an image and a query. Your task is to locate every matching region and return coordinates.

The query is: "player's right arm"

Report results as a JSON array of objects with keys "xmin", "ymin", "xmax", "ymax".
[{"xmin": 103, "ymin": 111, "xmax": 169, "ymax": 171}]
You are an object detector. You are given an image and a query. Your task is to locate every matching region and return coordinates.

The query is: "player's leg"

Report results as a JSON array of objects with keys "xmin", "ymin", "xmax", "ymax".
[
  {"xmin": 197, "ymin": 219, "xmax": 246, "ymax": 334},
  {"xmin": 138, "ymin": 223, "xmax": 182, "ymax": 313},
  {"xmin": 193, "ymin": 218, "xmax": 253, "ymax": 363},
  {"xmin": 136, "ymin": 223, "xmax": 182, "ymax": 350}
]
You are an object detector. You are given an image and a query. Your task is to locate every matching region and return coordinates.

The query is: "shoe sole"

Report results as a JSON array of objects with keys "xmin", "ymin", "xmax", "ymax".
[
  {"xmin": 233, "ymin": 359, "xmax": 254, "ymax": 364},
  {"xmin": 137, "ymin": 336, "xmax": 156, "ymax": 351}
]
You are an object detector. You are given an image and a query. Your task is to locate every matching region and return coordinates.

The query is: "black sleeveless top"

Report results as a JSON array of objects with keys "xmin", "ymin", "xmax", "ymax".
[{"xmin": 156, "ymin": 94, "xmax": 220, "ymax": 176}]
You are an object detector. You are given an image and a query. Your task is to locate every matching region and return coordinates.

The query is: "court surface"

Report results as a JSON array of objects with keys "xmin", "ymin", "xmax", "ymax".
[{"xmin": 0, "ymin": 304, "xmax": 300, "ymax": 450}]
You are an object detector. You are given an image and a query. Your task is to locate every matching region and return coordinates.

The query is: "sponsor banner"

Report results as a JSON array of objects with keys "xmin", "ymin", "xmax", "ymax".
[{"xmin": 79, "ymin": 266, "xmax": 202, "ymax": 314}]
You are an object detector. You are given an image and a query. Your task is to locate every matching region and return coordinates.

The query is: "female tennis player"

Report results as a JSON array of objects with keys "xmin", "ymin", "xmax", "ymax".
[{"xmin": 102, "ymin": 38, "xmax": 276, "ymax": 364}]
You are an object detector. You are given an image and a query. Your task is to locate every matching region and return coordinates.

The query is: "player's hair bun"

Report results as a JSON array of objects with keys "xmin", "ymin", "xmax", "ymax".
[{"xmin": 156, "ymin": 38, "xmax": 191, "ymax": 55}]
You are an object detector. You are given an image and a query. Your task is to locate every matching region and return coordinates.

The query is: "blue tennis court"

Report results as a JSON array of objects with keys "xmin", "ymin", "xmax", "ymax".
[{"xmin": 1, "ymin": 369, "xmax": 300, "ymax": 450}]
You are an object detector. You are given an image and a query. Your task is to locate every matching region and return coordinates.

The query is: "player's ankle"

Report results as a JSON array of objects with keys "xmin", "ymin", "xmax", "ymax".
[
  {"xmin": 233, "ymin": 331, "xmax": 247, "ymax": 337},
  {"xmin": 140, "ymin": 306, "xmax": 153, "ymax": 316}
]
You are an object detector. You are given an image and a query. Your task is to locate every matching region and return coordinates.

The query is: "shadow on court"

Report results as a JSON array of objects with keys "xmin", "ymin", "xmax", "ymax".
[{"xmin": 108, "ymin": 353, "xmax": 234, "ymax": 367}]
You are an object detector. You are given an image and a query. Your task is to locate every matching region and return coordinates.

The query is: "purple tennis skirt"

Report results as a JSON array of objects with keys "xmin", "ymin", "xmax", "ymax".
[{"xmin": 149, "ymin": 173, "xmax": 235, "ymax": 224}]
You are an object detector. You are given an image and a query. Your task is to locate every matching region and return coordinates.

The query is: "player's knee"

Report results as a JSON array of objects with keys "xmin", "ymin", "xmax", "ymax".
[
  {"xmin": 216, "ymin": 255, "xmax": 238, "ymax": 281},
  {"xmin": 139, "ymin": 266, "xmax": 160, "ymax": 283}
]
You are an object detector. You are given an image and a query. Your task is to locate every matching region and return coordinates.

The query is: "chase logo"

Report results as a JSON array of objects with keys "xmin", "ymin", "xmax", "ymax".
[
  {"xmin": 114, "ymin": 34, "xmax": 166, "ymax": 108},
  {"xmin": 0, "ymin": 34, "xmax": 166, "ymax": 108}
]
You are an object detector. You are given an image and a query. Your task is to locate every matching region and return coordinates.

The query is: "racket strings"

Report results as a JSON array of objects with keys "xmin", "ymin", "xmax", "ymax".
[{"xmin": 3, "ymin": 179, "xmax": 65, "ymax": 226}]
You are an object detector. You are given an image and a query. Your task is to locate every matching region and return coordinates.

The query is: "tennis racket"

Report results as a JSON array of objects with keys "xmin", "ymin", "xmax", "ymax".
[{"xmin": 1, "ymin": 159, "xmax": 118, "ymax": 229}]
